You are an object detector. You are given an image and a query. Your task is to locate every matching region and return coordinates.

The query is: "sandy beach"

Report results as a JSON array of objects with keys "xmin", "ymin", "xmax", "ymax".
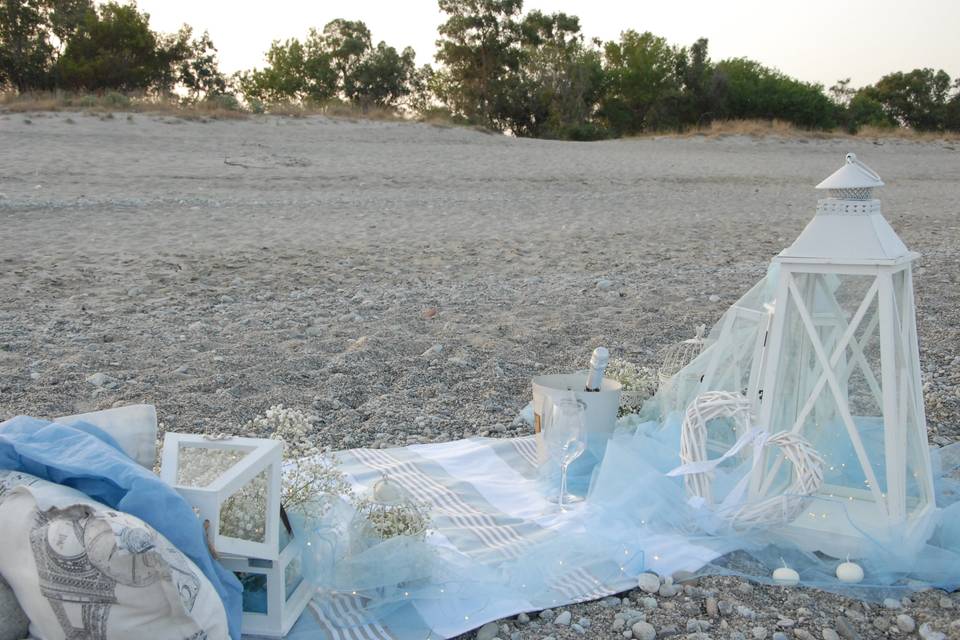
[{"xmin": 2, "ymin": 111, "xmax": 959, "ymax": 638}]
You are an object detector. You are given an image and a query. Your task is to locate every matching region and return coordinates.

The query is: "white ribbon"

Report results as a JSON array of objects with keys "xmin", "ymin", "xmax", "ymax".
[{"xmin": 667, "ymin": 427, "xmax": 771, "ymax": 512}]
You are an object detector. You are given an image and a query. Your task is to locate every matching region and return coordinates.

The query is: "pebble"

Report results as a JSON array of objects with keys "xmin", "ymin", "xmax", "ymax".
[
  {"xmin": 672, "ymin": 570, "xmax": 698, "ymax": 584},
  {"xmin": 834, "ymin": 617, "xmax": 859, "ymax": 640},
  {"xmin": 658, "ymin": 583, "xmax": 680, "ymax": 597},
  {"xmin": 516, "ymin": 613, "xmax": 529, "ymax": 624},
  {"xmin": 737, "ymin": 582, "xmax": 754, "ymax": 594},
  {"xmin": 577, "ymin": 617, "xmax": 590, "ymax": 628},
  {"xmin": 570, "ymin": 623, "xmax": 585, "ymax": 634},
  {"xmin": 539, "ymin": 608, "xmax": 555, "ymax": 621},
  {"xmin": 895, "ymin": 614, "xmax": 915, "ymax": 633},
  {"xmin": 705, "ymin": 596, "xmax": 718, "ymax": 617},
  {"xmin": 821, "ymin": 630, "xmax": 840, "ymax": 640},
  {"xmin": 638, "ymin": 572, "xmax": 660, "ymax": 593},
  {"xmin": 882, "ymin": 597, "xmax": 901, "ymax": 609},
  {"xmin": 621, "ymin": 631, "xmax": 631, "ymax": 639},
  {"xmin": 736, "ymin": 605, "xmax": 757, "ymax": 619},
  {"xmin": 639, "ymin": 597, "xmax": 657, "ymax": 610},
  {"xmin": 751, "ymin": 626, "xmax": 767, "ymax": 639},
  {"xmin": 717, "ymin": 600, "xmax": 733, "ymax": 616},
  {"xmin": 687, "ymin": 619, "xmax": 711, "ymax": 633},
  {"xmin": 631, "ymin": 621, "xmax": 656, "ymax": 640},
  {"xmin": 420, "ymin": 307, "xmax": 438, "ymax": 319},
  {"xmin": 794, "ymin": 630, "xmax": 815, "ymax": 640},
  {"xmin": 554, "ymin": 611, "xmax": 571, "ymax": 626},
  {"xmin": 421, "ymin": 344, "xmax": 443, "ymax": 357},
  {"xmin": 612, "ymin": 618, "xmax": 626, "ymax": 632},
  {"xmin": 596, "ymin": 278, "xmax": 613, "ymax": 290},
  {"xmin": 772, "ymin": 634, "xmax": 788, "ymax": 640},
  {"xmin": 85, "ymin": 372, "xmax": 117, "ymax": 388},
  {"xmin": 919, "ymin": 623, "xmax": 946, "ymax": 640},
  {"xmin": 476, "ymin": 622, "xmax": 499, "ymax": 640},
  {"xmin": 599, "ymin": 596, "xmax": 620, "ymax": 608},
  {"xmin": 938, "ymin": 595, "xmax": 953, "ymax": 609},
  {"xmin": 709, "ymin": 294, "xmax": 721, "ymax": 302}
]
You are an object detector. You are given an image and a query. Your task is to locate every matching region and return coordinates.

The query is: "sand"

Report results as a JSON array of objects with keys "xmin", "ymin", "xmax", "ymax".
[{"xmin": 1, "ymin": 111, "xmax": 959, "ymax": 638}]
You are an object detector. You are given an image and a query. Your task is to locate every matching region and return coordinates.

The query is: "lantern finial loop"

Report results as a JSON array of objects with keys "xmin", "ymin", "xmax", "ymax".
[{"xmin": 816, "ymin": 153, "xmax": 884, "ymax": 200}]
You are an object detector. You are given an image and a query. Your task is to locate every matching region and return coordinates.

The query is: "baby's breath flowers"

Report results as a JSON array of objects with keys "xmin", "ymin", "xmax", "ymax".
[
  {"xmin": 353, "ymin": 477, "xmax": 431, "ymax": 543},
  {"xmin": 246, "ymin": 405, "xmax": 354, "ymax": 522},
  {"xmin": 605, "ymin": 357, "xmax": 658, "ymax": 416},
  {"xmin": 176, "ymin": 405, "xmax": 355, "ymax": 542}
]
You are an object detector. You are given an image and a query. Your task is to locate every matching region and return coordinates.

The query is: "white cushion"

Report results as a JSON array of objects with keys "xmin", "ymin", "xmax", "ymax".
[
  {"xmin": 54, "ymin": 404, "xmax": 158, "ymax": 469},
  {"xmin": 0, "ymin": 470, "xmax": 228, "ymax": 640}
]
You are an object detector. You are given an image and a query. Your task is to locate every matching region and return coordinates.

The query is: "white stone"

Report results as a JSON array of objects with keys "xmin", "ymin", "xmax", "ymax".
[
  {"xmin": 476, "ymin": 622, "xmax": 500, "ymax": 640},
  {"xmin": 638, "ymin": 573, "xmax": 661, "ymax": 593},
  {"xmin": 554, "ymin": 611, "xmax": 571, "ymax": 626},
  {"xmin": 85, "ymin": 372, "xmax": 117, "ymax": 387},
  {"xmin": 895, "ymin": 615, "xmax": 915, "ymax": 633},
  {"xmin": 631, "ymin": 621, "xmax": 656, "ymax": 640},
  {"xmin": 919, "ymin": 623, "xmax": 946, "ymax": 640}
]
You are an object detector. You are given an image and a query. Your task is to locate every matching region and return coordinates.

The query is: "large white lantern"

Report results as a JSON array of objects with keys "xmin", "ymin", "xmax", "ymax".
[{"xmin": 754, "ymin": 153, "xmax": 936, "ymax": 556}]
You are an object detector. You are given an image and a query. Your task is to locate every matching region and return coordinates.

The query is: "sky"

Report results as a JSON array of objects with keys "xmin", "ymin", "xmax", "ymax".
[{"xmin": 135, "ymin": 0, "xmax": 959, "ymax": 89}]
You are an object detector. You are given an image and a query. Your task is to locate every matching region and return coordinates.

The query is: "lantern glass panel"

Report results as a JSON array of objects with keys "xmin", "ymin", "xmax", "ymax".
[
  {"xmin": 175, "ymin": 444, "xmax": 251, "ymax": 487},
  {"xmin": 219, "ymin": 467, "xmax": 270, "ymax": 543},
  {"xmin": 891, "ymin": 269, "xmax": 931, "ymax": 514},
  {"xmin": 767, "ymin": 272, "xmax": 890, "ymax": 502},
  {"xmin": 285, "ymin": 554, "xmax": 303, "ymax": 600}
]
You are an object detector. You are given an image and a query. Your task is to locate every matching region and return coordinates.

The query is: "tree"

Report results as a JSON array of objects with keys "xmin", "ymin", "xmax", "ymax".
[
  {"xmin": 319, "ymin": 19, "xmax": 371, "ymax": 91},
  {"xmin": 178, "ymin": 28, "xmax": 227, "ymax": 100},
  {"xmin": 678, "ymin": 37, "xmax": 714, "ymax": 125},
  {"xmin": 866, "ymin": 68, "xmax": 952, "ymax": 131},
  {"xmin": 346, "ymin": 42, "xmax": 416, "ymax": 109},
  {"xmin": 44, "ymin": 0, "xmax": 93, "ymax": 53},
  {"xmin": 711, "ymin": 58, "xmax": 835, "ymax": 129},
  {"xmin": 435, "ymin": 0, "xmax": 524, "ymax": 128},
  {"xmin": 599, "ymin": 30, "xmax": 684, "ymax": 133},
  {"xmin": 55, "ymin": 2, "xmax": 187, "ymax": 93},
  {"xmin": 0, "ymin": 0, "xmax": 54, "ymax": 91},
  {"xmin": 502, "ymin": 11, "xmax": 605, "ymax": 138}
]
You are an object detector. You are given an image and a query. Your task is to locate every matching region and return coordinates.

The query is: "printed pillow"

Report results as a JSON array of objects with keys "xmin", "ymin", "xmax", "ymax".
[
  {"xmin": 0, "ymin": 470, "xmax": 228, "ymax": 640},
  {"xmin": 0, "ymin": 573, "xmax": 29, "ymax": 640}
]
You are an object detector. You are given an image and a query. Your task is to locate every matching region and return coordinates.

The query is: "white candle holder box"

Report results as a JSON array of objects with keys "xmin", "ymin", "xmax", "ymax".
[{"xmin": 160, "ymin": 433, "xmax": 284, "ymax": 561}]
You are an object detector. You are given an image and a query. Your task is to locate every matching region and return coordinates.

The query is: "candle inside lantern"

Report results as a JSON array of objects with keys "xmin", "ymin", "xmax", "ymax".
[
  {"xmin": 772, "ymin": 560, "xmax": 799, "ymax": 586},
  {"xmin": 836, "ymin": 558, "xmax": 864, "ymax": 584}
]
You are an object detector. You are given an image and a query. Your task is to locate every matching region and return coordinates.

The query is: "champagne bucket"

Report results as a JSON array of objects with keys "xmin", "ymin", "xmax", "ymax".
[{"xmin": 532, "ymin": 373, "xmax": 622, "ymax": 494}]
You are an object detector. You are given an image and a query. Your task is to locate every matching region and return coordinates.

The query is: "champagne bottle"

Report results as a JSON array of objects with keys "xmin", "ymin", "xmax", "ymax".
[{"xmin": 584, "ymin": 346, "xmax": 609, "ymax": 392}]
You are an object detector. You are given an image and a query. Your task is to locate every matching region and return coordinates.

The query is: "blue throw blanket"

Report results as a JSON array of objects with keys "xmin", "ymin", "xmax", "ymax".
[{"xmin": 0, "ymin": 416, "xmax": 243, "ymax": 640}]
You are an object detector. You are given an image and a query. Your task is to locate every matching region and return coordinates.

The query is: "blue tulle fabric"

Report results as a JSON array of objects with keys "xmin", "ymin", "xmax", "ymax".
[{"xmin": 290, "ymin": 262, "xmax": 960, "ymax": 638}]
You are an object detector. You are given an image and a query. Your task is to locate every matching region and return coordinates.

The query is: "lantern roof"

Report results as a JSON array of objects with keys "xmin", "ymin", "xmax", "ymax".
[
  {"xmin": 815, "ymin": 153, "xmax": 884, "ymax": 191},
  {"xmin": 776, "ymin": 153, "xmax": 915, "ymax": 266}
]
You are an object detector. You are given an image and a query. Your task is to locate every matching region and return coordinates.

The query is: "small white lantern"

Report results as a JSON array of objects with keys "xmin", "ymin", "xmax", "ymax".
[
  {"xmin": 753, "ymin": 154, "xmax": 936, "ymax": 556},
  {"xmin": 217, "ymin": 534, "xmax": 314, "ymax": 638},
  {"xmin": 160, "ymin": 433, "xmax": 283, "ymax": 560}
]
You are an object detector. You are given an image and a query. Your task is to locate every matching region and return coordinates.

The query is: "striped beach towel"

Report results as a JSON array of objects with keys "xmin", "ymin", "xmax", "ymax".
[{"xmin": 282, "ymin": 436, "xmax": 720, "ymax": 640}]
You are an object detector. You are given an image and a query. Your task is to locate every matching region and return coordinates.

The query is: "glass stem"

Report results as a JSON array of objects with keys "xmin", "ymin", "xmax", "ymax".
[{"xmin": 559, "ymin": 461, "xmax": 568, "ymax": 508}]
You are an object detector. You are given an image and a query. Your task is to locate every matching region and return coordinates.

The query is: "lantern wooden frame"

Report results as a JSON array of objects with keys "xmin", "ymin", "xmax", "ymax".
[
  {"xmin": 218, "ymin": 535, "xmax": 314, "ymax": 638},
  {"xmin": 747, "ymin": 155, "xmax": 937, "ymax": 557},
  {"xmin": 160, "ymin": 433, "xmax": 283, "ymax": 561}
]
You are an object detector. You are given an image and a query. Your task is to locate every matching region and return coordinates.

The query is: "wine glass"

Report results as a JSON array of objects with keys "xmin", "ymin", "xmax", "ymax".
[{"xmin": 542, "ymin": 391, "xmax": 588, "ymax": 509}]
